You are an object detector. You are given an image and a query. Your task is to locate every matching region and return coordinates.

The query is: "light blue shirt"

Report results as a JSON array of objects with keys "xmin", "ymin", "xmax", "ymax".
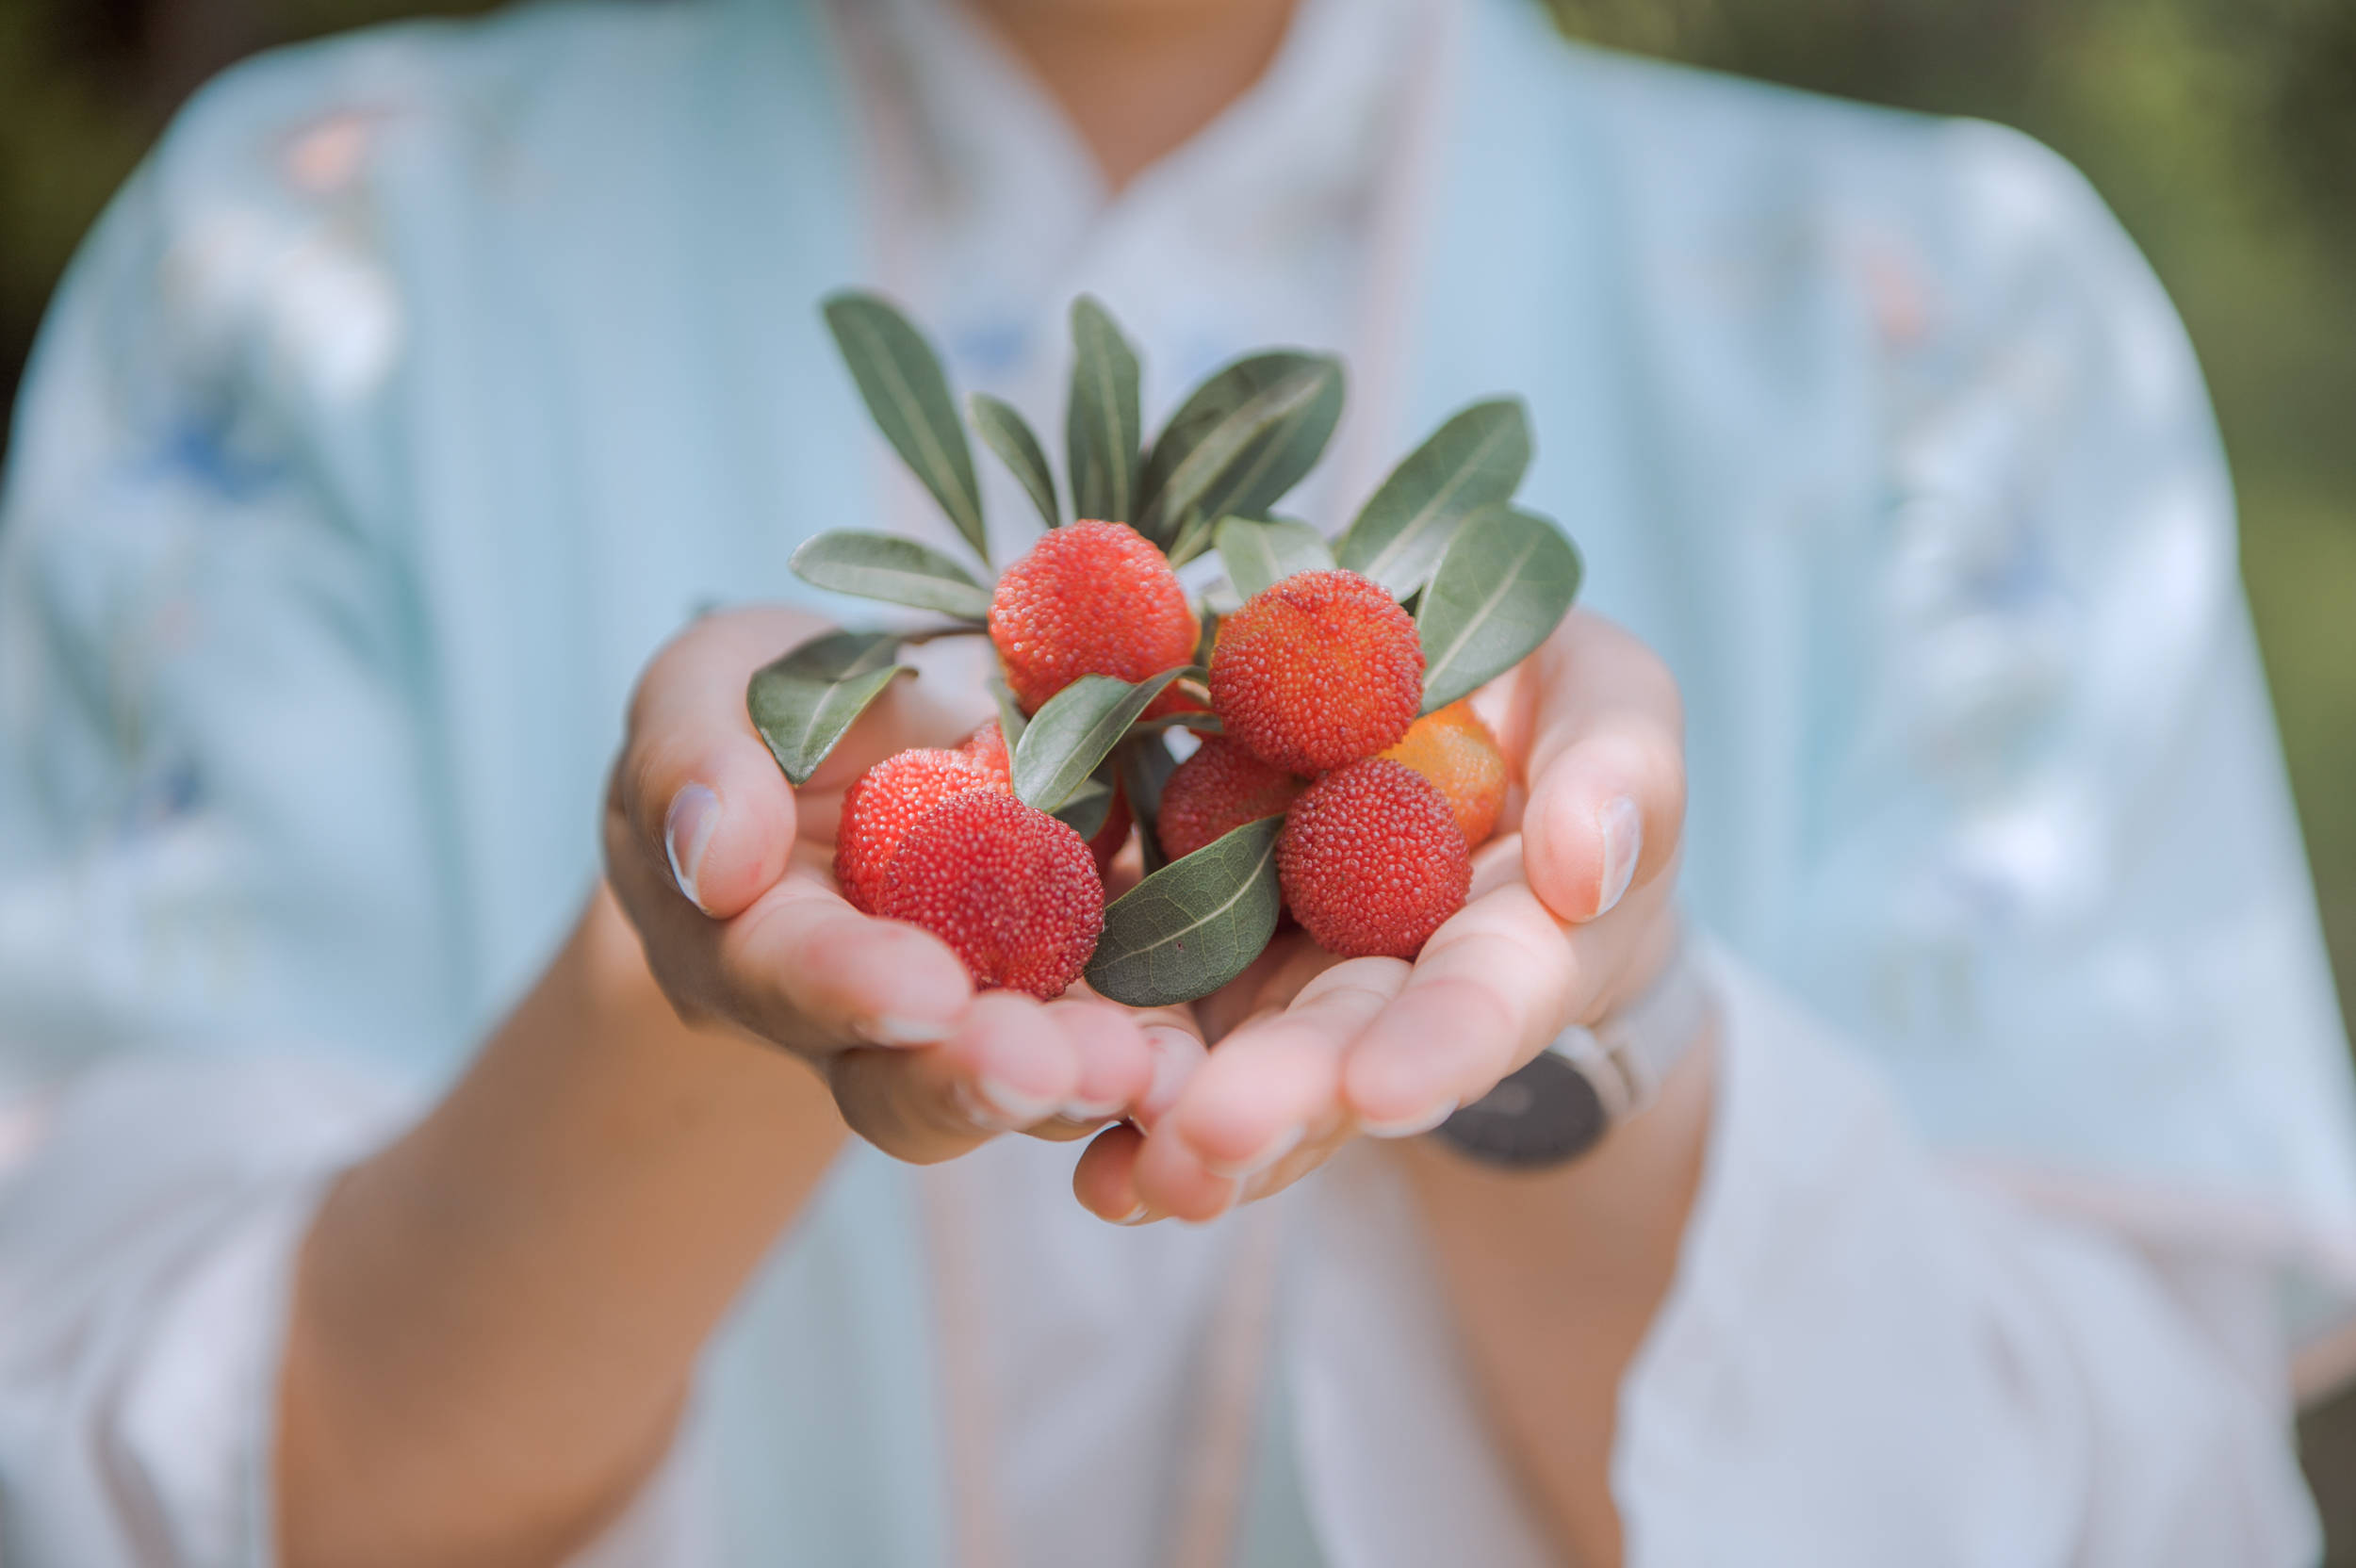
[{"xmin": 3, "ymin": 1, "xmax": 2351, "ymax": 1561}]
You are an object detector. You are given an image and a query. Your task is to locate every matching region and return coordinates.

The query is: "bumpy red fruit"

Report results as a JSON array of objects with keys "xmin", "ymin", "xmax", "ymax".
[
  {"xmin": 989, "ymin": 521, "xmax": 1199, "ymax": 713},
  {"xmin": 875, "ymin": 788, "xmax": 1106, "ymax": 998},
  {"xmin": 1278, "ymin": 759, "xmax": 1470, "ymax": 959},
  {"xmin": 1381, "ymin": 700, "xmax": 1509, "ymax": 847},
  {"xmin": 1209, "ymin": 570, "xmax": 1424, "ymax": 774},
  {"xmin": 1155, "ymin": 737, "xmax": 1304, "ymax": 862},
  {"xmin": 834, "ymin": 749, "xmax": 1002, "ymax": 914},
  {"xmin": 959, "ymin": 718, "xmax": 1014, "ymax": 783}
]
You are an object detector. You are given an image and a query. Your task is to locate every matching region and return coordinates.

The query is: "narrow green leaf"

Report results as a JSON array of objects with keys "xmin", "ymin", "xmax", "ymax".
[
  {"xmin": 989, "ymin": 678, "xmax": 1028, "ymax": 751},
  {"xmin": 1011, "ymin": 666, "xmax": 1198, "ymax": 811},
  {"xmin": 1142, "ymin": 353, "xmax": 1316, "ymax": 510},
  {"xmin": 788, "ymin": 531, "xmax": 992, "ymax": 620},
  {"xmin": 747, "ymin": 631, "xmax": 913, "ymax": 785},
  {"xmin": 1120, "ymin": 733, "xmax": 1182, "ymax": 874},
  {"xmin": 822, "ymin": 292, "xmax": 988, "ymax": 563},
  {"xmin": 1134, "ymin": 710, "xmax": 1223, "ymax": 735},
  {"xmin": 1216, "ymin": 515, "xmax": 1335, "ymax": 600},
  {"xmin": 1052, "ymin": 776, "xmax": 1116, "ymax": 840},
  {"xmin": 970, "ymin": 393, "xmax": 1060, "ymax": 531},
  {"xmin": 1415, "ymin": 506, "xmax": 1583, "ymax": 712},
  {"xmin": 1339, "ymin": 400, "xmax": 1532, "ymax": 598},
  {"xmin": 1167, "ymin": 510, "xmax": 1220, "ymax": 568},
  {"xmin": 1066, "ymin": 297, "xmax": 1143, "ymax": 524},
  {"xmin": 1136, "ymin": 353, "xmax": 1344, "ymax": 547},
  {"xmin": 1086, "ymin": 816, "xmax": 1285, "ymax": 1007}
]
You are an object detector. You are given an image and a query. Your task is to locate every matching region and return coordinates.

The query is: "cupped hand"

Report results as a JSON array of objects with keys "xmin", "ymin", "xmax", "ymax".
[
  {"xmin": 603, "ymin": 606, "xmax": 1176, "ymax": 1164},
  {"xmin": 1071, "ymin": 611, "xmax": 1686, "ymax": 1222}
]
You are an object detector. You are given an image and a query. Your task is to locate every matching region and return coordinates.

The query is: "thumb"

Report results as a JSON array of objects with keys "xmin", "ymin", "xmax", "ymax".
[{"xmin": 616, "ymin": 608, "xmax": 825, "ymax": 920}]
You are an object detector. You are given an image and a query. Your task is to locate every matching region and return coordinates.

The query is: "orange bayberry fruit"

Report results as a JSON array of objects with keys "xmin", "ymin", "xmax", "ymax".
[
  {"xmin": 834, "ymin": 748, "xmax": 1003, "ymax": 914},
  {"xmin": 959, "ymin": 718, "xmax": 1013, "ymax": 783},
  {"xmin": 1209, "ymin": 570, "xmax": 1423, "ymax": 775},
  {"xmin": 989, "ymin": 521, "xmax": 1198, "ymax": 714},
  {"xmin": 1155, "ymin": 737, "xmax": 1304, "ymax": 862},
  {"xmin": 1381, "ymin": 700, "xmax": 1508, "ymax": 847},
  {"xmin": 1278, "ymin": 759, "xmax": 1470, "ymax": 959},
  {"xmin": 875, "ymin": 788, "xmax": 1106, "ymax": 998}
]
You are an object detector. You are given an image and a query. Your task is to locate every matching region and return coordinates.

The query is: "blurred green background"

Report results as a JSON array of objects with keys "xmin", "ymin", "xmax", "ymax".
[{"xmin": 3, "ymin": 0, "xmax": 2353, "ymax": 1549}]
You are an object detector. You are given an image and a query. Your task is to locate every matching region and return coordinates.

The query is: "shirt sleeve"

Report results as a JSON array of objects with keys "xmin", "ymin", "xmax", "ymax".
[
  {"xmin": 1616, "ymin": 947, "xmax": 2318, "ymax": 1566},
  {"xmin": 1279, "ymin": 118, "xmax": 2342, "ymax": 1566},
  {"xmin": 0, "ymin": 57, "xmax": 700, "ymax": 1567},
  {"xmin": 1281, "ymin": 945, "xmax": 2319, "ymax": 1568}
]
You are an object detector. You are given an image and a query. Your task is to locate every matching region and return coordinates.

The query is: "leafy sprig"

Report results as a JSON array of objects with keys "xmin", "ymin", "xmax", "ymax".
[{"xmin": 748, "ymin": 291, "xmax": 1586, "ymax": 1003}]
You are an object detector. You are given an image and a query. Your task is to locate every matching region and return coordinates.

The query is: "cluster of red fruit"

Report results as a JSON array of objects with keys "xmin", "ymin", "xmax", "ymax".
[
  {"xmin": 751, "ymin": 291, "xmax": 1577, "ymax": 1007},
  {"xmin": 833, "ymin": 520, "xmax": 1508, "ymax": 999}
]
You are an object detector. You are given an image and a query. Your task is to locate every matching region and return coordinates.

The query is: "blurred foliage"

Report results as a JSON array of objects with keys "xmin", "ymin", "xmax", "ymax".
[{"xmin": 1, "ymin": 0, "xmax": 2354, "ymax": 1545}]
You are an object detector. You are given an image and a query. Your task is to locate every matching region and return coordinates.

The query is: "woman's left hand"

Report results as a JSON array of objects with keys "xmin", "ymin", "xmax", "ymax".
[{"xmin": 1071, "ymin": 610, "xmax": 1687, "ymax": 1222}]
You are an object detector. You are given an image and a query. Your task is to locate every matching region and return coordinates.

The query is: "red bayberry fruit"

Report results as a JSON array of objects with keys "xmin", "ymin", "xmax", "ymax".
[
  {"xmin": 875, "ymin": 788, "xmax": 1106, "ymax": 999},
  {"xmin": 1278, "ymin": 758, "xmax": 1470, "ymax": 959},
  {"xmin": 1380, "ymin": 700, "xmax": 1509, "ymax": 847},
  {"xmin": 1208, "ymin": 569, "xmax": 1424, "ymax": 775},
  {"xmin": 1155, "ymin": 736, "xmax": 1304, "ymax": 862},
  {"xmin": 989, "ymin": 521, "xmax": 1199, "ymax": 714},
  {"xmin": 834, "ymin": 748, "xmax": 1003, "ymax": 914},
  {"xmin": 959, "ymin": 718, "xmax": 1013, "ymax": 783}
]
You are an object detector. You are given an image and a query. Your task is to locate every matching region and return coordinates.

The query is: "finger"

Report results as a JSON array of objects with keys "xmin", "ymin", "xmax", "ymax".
[
  {"xmin": 1341, "ymin": 866, "xmax": 1675, "ymax": 1130},
  {"xmin": 1133, "ymin": 1020, "xmax": 1210, "ymax": 1134},
  {"xmin": 1136, "ymin": 961, "xmax": 1408, "ymax": 1221},
  {"xmin": 614, "ymin": 608, "xmax": 827, "ymax": 921},
  {"xmin": 829, "ymin": 988, "xmax": 1099, "ymax": 1162},
  {"xmin": 1508, "ymin": 612, "xmax": 1686, "ymax": 924},
  {"xmin": 701, "ymin": 853, "xmax": 975, "ymax": 1051},
  {"xmin": 1072, "ymin": 1121, "xmax": 1153, "ymax": 1223},
  {"xmin": 1021, "ymin": 998, "xmax": 1160, "ymax": 1140}
]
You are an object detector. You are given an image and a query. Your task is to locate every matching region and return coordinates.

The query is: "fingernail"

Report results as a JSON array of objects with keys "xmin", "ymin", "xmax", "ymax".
[
  {"xmin": 664, "ymin": 784, "xmax": 721, "ymax": 913},
  {"xmin": 1361, "ymin": 1099, "xmax": 1459, "ymax": 1139},
  {"xmin": 1203, "ymin": 1122, "xmax": 1302, "ymax": 1181},
  {"xmin": 860, "ymin": 1015, "xmax": 954, "ymax": 1048},
  {"xmin": 1595, "ymin": 795, "xmax": 1642, "ymax": 919},
  {"xmin": 1060, "ymin": 1098, "xmax": 1124, "ymax": 1123},
  {"xmin": 967, "ymin": 1076, "xmax": 1061, "ymax": 1132},
  {"xmin": 1115, "ymin": 1203, "xmax": 1152, "ymax": 1226}
]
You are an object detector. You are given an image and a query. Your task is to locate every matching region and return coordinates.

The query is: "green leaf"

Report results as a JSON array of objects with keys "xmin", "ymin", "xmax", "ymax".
[
  {"xmin": 989, "ymin": 678, "xmax": 1028, "ymax": 751},
  {"xmin": 1010, "ymin": 666, "xmax": 1197, "ymax": 811},
  {"xmin": 1142, "ymin": 353, "xmax": 1315, "ymax": 508},
  {"xmin": 822, "ymin": 292, "xmax": 988, "ymax": 562},
  {"xmin": 1133, "ymin": 709, "xmax": 1223, "ymax": 735},
  {"xmin": 970, "ymin": 393, "xmax": 1060, "ymax": 531},
  {"xmin": 1086, "ymin": 816, "xmax": 1285, "ymax": 1007},
  {"xmin": 1415, "ymin": 506, "xmax": 1583, "ymax": 712},
  {"xmin": 1216, "ymin": 515, "xmax": 1334, "ymax": 600},
  {"xmin": 1136, "ymin": 354, "xmax": 1344, "ymax": 548},
  {"xmin": 1066, "ymin": 297, "xmax": 1143, "ymax": 524},
  {"xmin": 788, "ymin": 531, "xmax": 993, "ymax": 620},
  {"xmin": 747, "ymin": 631, "xmax": 913, "ymax": 785},
  {"xmin": 1166, "ymin": 510, "xmax": 1220, "ymax": 569},
  {"xmin": 1052, "ymin": 776, "xmax": 1116, "ymax": 840},
  {"xmin": 1120, "ymin": 733, "xmax": 1182, "ymax": 874},
  {"xmin": 1339, "ymin": 400, "xmax": 1532, "ymax": 598}
]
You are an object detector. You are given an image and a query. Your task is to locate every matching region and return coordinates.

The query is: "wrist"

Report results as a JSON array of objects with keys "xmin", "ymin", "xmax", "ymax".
[{"xmin": 1432, "ymin": 916, "xmax": 1713, "ymax": 1169}]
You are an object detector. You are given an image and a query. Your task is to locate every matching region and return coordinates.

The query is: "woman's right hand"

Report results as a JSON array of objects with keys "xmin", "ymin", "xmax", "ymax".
[{"xmin": 601, "ymin": 605, "xmax": 1173, "ymax": 1164}]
